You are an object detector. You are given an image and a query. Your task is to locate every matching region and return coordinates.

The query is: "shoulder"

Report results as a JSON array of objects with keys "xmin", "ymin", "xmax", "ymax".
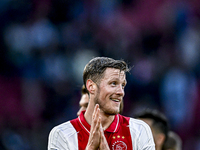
[
  {"xmin": 128, "ymin": 117, "xmax": 152, "ymax": 135},
  {"xmin": 49, "ymin": 118, "xmax": 78, "ymax": 140},
  {"xmin": 48, "ymin": 119, "xmax": 80, "ymax": 149},
  {"xmin": 119, "ymin": 115, "xmax": 150, "ymax": 131},
  {"xmin": 128, "ymin": 117, "xmax": 155, "ymax": 149},
  {"xmin": 129, "ymin": 118, "xmax": 150, "ymax": 130}
]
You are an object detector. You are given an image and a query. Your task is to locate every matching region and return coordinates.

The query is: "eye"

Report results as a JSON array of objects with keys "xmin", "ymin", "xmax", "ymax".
[
  {"xmin": 111, "ymin": 81, "xmax": 117, "ymax": 86},
  {"xmin": 122, "ymin": 83, "xmax": 126, "ymax": 89}
]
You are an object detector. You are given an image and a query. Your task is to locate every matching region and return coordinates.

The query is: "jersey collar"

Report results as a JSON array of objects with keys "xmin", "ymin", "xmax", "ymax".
[{"xmin": 78, "ymin": 110, "xmax": 120, "ymax": 134}]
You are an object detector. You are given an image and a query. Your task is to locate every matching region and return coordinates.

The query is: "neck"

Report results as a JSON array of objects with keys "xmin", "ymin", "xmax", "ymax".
[
  {"xmin": 156, "ymin": 146, "xmax": 162, "ymax": 150},
  {"xmin": 101, "ymin": 113, "xmax": 116, "ymax": 130}
]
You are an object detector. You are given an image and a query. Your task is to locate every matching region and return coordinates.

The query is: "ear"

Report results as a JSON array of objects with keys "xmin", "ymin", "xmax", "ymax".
[
  {"xmin": 86, "ymin": 79, "xmax": 96, "ymax": 94},
  {"xmin": 155, "ymin": 133, "xmax": 165, "ymax": 147}
]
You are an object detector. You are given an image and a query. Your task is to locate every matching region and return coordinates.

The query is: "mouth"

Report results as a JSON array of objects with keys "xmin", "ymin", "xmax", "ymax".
[{"xmin": 110, "ymin": 98, "xmax": 121, "ymax": 103}]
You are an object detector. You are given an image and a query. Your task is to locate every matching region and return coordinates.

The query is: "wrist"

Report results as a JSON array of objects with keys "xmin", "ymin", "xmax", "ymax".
[{"xmin": 85, "ymin": 146, "xmax": 98, "ymax": 150}]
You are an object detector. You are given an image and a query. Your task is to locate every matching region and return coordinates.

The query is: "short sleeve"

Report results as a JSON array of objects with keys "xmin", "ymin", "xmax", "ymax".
[{"xmin": 129, "ymin": 118, "xmax": 155, "ymax": 150}]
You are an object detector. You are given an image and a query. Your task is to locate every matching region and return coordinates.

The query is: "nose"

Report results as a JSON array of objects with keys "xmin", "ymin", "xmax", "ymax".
[{"xmin": 116, "ymin": 85, "xmax": 125, "ymax": 96}]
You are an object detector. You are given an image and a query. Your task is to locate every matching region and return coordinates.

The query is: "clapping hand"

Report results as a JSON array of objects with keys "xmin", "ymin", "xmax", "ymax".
[{"xmin": 85, "ymin": 104, "xmax": 110, "ymax": 150}]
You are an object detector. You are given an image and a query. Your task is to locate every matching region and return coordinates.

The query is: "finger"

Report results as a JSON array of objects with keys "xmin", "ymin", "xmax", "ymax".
[
  {"xmin": 100, "ymin": 124, "xmax": 105, "ymax": 141},
  {"xmin": 89, "ymin": 115, "xmax": 101, "ymax": 148},
  {"xmin": 96, "ymin": 115, "xmax": 101, "ymax": 131},
  {"xmin": 93, "ymin": 110, "xmax": 101, "ymax": 133},
  {"xmin": 92, "ymin": 105, "xmax": 97, "ymax": 119},
  {"xmin": 91, "ymin": 106, "xmax": 100, "ymax": 132},
  {"xmin": 86, "ymin": 105, "xmax": 101, "ymax": 150},
  {"xmin": 100, "ymin": 126, "xmax": 110, "ymax": 150},
  {"xmin": 100, "ymin": 129, "xmax": 106, "ymax": 141},
  {"xmin": 100, "ymin": 124, "xmax": 108, "ymax": 144},
  {"xmin": 91, "ymin": 104, "xmax": 99, "ymax": 127},
  {"xmin": 92, "ymin": 104, "xmax": 99, "ymax": 119}
]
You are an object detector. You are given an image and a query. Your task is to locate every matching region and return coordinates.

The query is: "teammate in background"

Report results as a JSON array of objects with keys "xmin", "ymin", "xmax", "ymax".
[
  {"xmin": 77, "ymin": 85, "xmax": 89, "ymax": 116},
  {"xmin": 134, "ymin": 109, "xmax": 169, "ymax": 150},
  {"xmin": 162, "ymin": 131, "xmax": 182, "ymax": 150},
  {"xmin": 48, "ymin": 57, "xmax": 155, "ymax": 150},
  {"xmin": 77, "ymin": 85, "xmax": 124, "ymax": 116}
]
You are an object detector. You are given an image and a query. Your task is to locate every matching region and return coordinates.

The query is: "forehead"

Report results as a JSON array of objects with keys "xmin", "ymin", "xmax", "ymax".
[{"xmin": 103, "ymin": 68, "xmax": 126, "ymax": 80}]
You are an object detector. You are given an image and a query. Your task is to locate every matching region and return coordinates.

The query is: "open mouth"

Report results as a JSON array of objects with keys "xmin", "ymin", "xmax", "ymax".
[{"xmin": 111, "ymin": 98, "xmax": 120, "ymax": 102}]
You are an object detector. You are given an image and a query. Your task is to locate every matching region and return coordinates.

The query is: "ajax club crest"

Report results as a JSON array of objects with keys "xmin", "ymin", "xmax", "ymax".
[{"xmin": 112, "ymin": 141, "xmax": 127, "ymax": 150}]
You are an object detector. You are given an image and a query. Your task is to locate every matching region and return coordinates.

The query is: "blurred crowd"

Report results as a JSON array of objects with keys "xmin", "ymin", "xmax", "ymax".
[{"xmin": 0, "ymin": 0, "xmax": 200, "ymax": 149}]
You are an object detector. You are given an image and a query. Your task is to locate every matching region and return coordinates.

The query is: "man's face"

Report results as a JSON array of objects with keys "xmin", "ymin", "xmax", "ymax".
[
  {"xmin": 94, "ymin": 68, "xmax": 126, "ymax": 115},
  {"xmin": 77, "ymin": 94, "xmax": 89, "ymax": 116}
]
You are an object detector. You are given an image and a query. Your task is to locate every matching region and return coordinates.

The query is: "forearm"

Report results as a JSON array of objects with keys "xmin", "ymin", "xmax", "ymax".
[{"xmin": 85, "ymin": 145, "xmax": 99, "ymax": 150}]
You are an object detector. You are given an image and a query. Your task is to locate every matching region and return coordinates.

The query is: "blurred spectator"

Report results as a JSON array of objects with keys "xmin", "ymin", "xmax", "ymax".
[
  {"xmin": 77, "ymin": 84, "xmax": 89, "ymax": 117},
  {"xmin": 163, "ymin": 131, "xmax": 182, "ymax": 150},
  {"xmin": 160, "ymin": 60, "xmax": 198, "ymax": 142},
  {"xmin": 72, "ymin": 49, "xmax": 99, "ymax": 84},
  {"xmin": 1, "ymin": 128, "xmax": 30, "ymax": 150},
  {"xmin": 134, "ymin": 108, "xmax": 169, "ymax": 150}
]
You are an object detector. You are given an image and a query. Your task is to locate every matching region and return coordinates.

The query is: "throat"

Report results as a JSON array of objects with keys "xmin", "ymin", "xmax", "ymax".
[{"xmin": 101, "ymin": 115, "xmax": 115, "ymax": 130}]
